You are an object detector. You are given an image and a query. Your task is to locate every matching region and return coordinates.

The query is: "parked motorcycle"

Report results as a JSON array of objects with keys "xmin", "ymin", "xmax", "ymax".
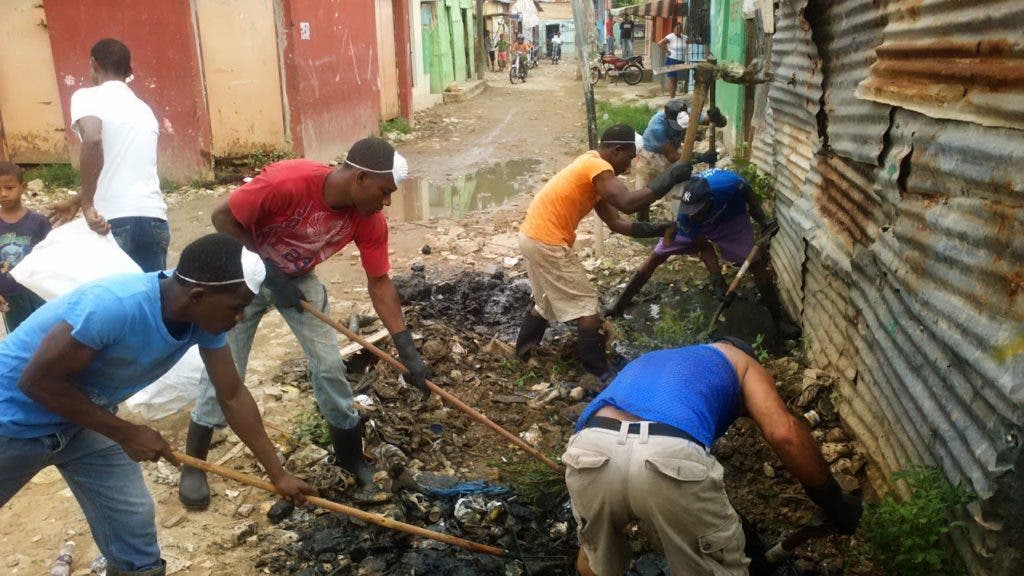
[
  {"xmin": 509, "ymin": 52, "xmax": 528, "ymax": 84},
  {"xmin": 590, "ymin": 52, "xmax": 644, "ymax": 86}
]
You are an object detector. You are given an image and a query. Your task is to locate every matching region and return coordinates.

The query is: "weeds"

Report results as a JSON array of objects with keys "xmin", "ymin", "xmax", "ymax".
[
  {"xmin": 293, "ymin": 408, "xmax": 331, "ymax": 447},
  {"xmin": 380, "ymin": 117, "xmax": 412, "ymax": 135},
  {"xmin": 23, "ymin": 164, "xmax": 80, "ymax": 189},
  {"xmin": 857, "ymin": 466, "xmax": 974, "ymax": 576},
  {"xmin": 498, "ymin": 357, "xmax": 540, "ymax": 389},
  {"xmin": 653, "ymin": 306, "xmax": 704, "ymax": 347},
  {"xmin": 244, "ymin": 148, "xmax": 296, "ymax": 171},
  {"xmin": 751, "ymin": 333, "xmax": 771, "ymax": 363},
  {"xmin": 597, "ymin": 101, "xmax": 653, "ymax": 134},
  {"xmin": 732, "ymin": 143, "xmax": 774, "ymax": 208},
  {"xmin": 494, "ymin": 459, "xmax": 566, "ymax": 505}
]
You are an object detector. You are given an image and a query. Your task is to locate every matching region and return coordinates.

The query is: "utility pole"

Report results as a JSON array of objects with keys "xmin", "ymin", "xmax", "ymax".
[
  {"xmin": 571, "ymin": 0, "xmax": 598, "ymax": 149},
  {"xmin": 475, "ymin": 0, "xmax": 485, "ymax": 80}
]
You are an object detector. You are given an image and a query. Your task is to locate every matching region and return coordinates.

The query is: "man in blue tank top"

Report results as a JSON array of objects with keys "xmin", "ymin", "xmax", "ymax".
[
  {"xmin": 563, "ymin": 337, "xmax": 861, "ymax": 575},
  {"xmin": 0, "ymin": 234, "xmax": 313, "ymax": 576},
  {"xmin": 607, "ymin": 169, "xmax": 799, "ymax": 339}
]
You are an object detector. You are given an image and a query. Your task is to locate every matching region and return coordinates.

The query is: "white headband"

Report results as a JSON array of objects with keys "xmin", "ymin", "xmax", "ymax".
[
  {"xmin": 174, "ymin": 247, "xmax": 266, "ymax": 295},
  {"xmin": 345, "ymin": 151, "xmax": 409, "ymax": 186},
  {"xmin": 603, "ymin": 132, "xmax": 645, "ymax": 150}
]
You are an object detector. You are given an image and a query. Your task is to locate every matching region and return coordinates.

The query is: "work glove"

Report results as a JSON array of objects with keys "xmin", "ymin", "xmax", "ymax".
[
  {"xmin": 263, "ymin": 260, "xmax": 306, "ymax": 312},
  {"xmin": 629, "ymin": 221, "xmax": 676, "ymax": 239},
  {"xmin": 649, "ymin": 162, "xmax": 693, "ymax": 199},
  {"xmin": 694, "ymin": 150, "xmax": 719, "ymax": 165},
  {"xmin": 803, "ymin": 476, "xmax": 863, "ymax": 535},
  {"xmin": 393, "ymin": 329, "xmax": 431, "ymax": 393},
  {"xmin": 708, "ymin": 106, "xmax": 728, "ymax": 127},
  {"xmin": 761, "ymin": 218, "xmax": 780, "ymax": 238}
]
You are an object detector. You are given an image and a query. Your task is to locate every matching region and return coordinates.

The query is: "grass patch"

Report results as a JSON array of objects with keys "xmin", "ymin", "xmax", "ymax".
[
  {"xmin": 732, "ymin": 143, "xmax": 774, "ymax": 207},
  {"xmin": 292, "ymin": 408, "xmax": 331, "ymax": 447},
  {"xmin": 498, "ymin": 357, "xmax": 540, "ymax": 389},
  {"xmin": 380, "ymin": 117, "xmax": 412, "ymax": 135},
  {"xmin": 23, "ymin": 164, "xmax": 80, "ymax": 189},
  {"xmin": 244, "ymin": 148, "xmax": 296, "ymax": 172},
  {"xmin": 494, "ymin": 459, "xmax": 566, "ymax": 505},
  {"xmin": 597, "ymin": 101, "xmax": 653, "ymax": 134},
  {"xmin": 856, "ymin": 466, "xmax": 974, "ymax": 576}
]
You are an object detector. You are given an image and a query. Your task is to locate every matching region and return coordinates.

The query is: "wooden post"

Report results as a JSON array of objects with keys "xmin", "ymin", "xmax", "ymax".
[
  {"xmin": 707, "ymin": 57, "xmax": 718, "ymax": 153},
  {"xmin": 572, "ymin": 0, "xmax": 598, "ymax": 149},
  {"xmin": 475, "ymin": 0, "xmax": 485, "ymax": 80}
]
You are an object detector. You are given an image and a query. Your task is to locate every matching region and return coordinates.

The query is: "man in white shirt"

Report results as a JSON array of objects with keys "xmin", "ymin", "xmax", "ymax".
[{"xmin": 49, "ymin": 39, "xmax": 169, "ymax": 272}]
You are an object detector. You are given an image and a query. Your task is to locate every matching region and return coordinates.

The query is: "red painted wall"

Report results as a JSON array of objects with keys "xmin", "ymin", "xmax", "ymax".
[
  {"xmin": 393, "ymin": 0, "xmax": 414, "ymax": 121},
  {"xmin": 44, "ymin": 0, "xmax": 212, "ymax": 181},
  {"xmin": 280, "ymin": 0, "xmax": 382, "ymax": 161}
]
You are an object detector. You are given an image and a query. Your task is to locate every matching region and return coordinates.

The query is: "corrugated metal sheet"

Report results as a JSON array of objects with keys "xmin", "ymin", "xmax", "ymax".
[
  {"xmin": 751, "ymin": 0, "xmax": 1024, "ymax": 572},
  {"xmin": 856, "ymin": 0, "xmax": 1024, "ymax": 131},
  {"xmin": 816, "ymin": 0, "xmax": 891, "ymax": 165}
]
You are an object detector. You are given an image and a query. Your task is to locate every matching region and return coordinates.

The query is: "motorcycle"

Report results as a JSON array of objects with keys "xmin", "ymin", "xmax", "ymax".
[
  {"xmin": 550, "ymin": 42, "xmax": 562, "ymax": 64},
  {"xmin": 509, "ymin": 52, "xmax": 528, "ymax": 84},
  {"xmin": 590, "ymin": 52, "xmax": 644, "ymax": 86},
  {"xmin": 528, "ymin": 45, "xmax": 540, "ymax": 69}
]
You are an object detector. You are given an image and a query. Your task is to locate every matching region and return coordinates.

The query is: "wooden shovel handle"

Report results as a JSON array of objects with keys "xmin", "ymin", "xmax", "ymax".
[
  {"xmin": 173, "ymin": 451, "xmax": 506, "ymax": 557},
  {"xmin": 300, "ymin": 302, "xmax": 564, "ymax": 473}
]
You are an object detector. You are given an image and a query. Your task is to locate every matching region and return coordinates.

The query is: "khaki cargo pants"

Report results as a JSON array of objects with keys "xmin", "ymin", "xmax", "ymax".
[
  {"xmin": 635, "ymin": 149, "xmax": 686, "ymax": 216},
  {"xmin": 518, "ymin": 232, "xmax": 600, "ymax": 323},
  {"xmin": 563, "ymin": 425, "xmax": 749, "ymax": 575}
]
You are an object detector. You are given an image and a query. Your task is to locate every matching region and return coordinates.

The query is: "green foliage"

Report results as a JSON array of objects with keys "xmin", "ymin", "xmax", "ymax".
[
  {"xmin": 732, "ymin": 143, "xmax": 774, "ymax": 208},
  {"xmin": 858, "ymin": 466, "xmax": 974, "ymax": 576},
  {"xmin": 751, "ymin": 333, "xmax": 770, "ymax": 364},
  {"xmin": 498, "ymin": 357, "xmax": 540, "ymax": 389},
  {"xmin": 633, "ymin": 306, "xmax": 705, "ymax": 349},
  {"xmin": 293, "ymin": 408, "xmax": 331, "ymax": 447},
  {"xmin": 244, "ymin": 148, "xmax": 296, "ymax": 171},
  {"xmin": 22, "ymin": 164, "xmax": 80, "ymax": 189},
  {"xmin": 380, "ymin": 117, "xmax": 412, "ymax": 135},
  {"xmin": 494, "ymin": 459, "xmax": 566, "ymax": 505},
  {"xmin": 597, "ymin": 101, "xmax": 653, "ymax": 135},
  {"xmin": 612, "ymin": 0, "xmax": 642, "ymax": 7}
]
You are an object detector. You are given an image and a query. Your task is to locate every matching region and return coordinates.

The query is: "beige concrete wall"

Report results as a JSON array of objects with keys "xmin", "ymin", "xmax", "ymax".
[
  {"xmin": 196, "ymin": 0, "xmax": 286, "ymax": 156},
  {"xmin": 0, "ymin": 1, "xmax": 69, "ymax": 163}
]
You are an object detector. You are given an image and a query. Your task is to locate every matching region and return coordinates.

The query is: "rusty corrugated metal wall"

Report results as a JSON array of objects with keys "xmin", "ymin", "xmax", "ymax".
[{"xmin": 751, "ymin": 1, "xmax": 1024, "ymax": 573}]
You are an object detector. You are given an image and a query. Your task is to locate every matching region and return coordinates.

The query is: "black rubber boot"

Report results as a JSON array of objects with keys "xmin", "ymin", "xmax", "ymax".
[
  {"xmin": 178, "ymin": 421, "xmax": 213, "ymax": 511},
  {"xmin": 710, "ymin": 274, "xmax": 729, "ymax": 301},
  {"xmin": 107, "ymin": 559, "xmax": 167, "ymax": 576},
  {"xmin": 329, "ymin": 424, "xmax": 375, "ymax": 486},
  {"xmin": 761, "ymin": 287, "xmax": 801, "ymax": 340},
  {"xmin": 515, "ymin": 311, "xmax": 549, "ymax": 360},
  {"xmin": 577, "ymin": 326, "xmax": 610, "ymax": 377},
  {"xmin": 607, "ymin": 270, "xmax": 652, "ymax": 317}
]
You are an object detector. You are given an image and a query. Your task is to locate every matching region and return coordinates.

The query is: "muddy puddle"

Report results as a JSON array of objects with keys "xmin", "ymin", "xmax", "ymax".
[{"xmin": 387, "ymin": 159, "xmax": 542, "ymax": 222}]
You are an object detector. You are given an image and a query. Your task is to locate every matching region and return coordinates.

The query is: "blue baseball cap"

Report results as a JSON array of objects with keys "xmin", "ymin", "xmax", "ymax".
[{"xmin": 678, "ymin": 177, "xmax": 712, "ymax": 215}]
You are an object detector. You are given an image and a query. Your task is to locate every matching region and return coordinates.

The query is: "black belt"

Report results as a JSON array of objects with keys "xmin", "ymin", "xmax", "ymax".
[{"xmin": 584, "ymin": 415, "xmax": 705, "ymax": 449}]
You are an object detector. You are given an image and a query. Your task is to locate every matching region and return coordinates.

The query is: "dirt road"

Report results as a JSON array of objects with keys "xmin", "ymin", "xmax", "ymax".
[{"xmin": 0, "ymin": 60, "xmax": 589, "ymax": 574}]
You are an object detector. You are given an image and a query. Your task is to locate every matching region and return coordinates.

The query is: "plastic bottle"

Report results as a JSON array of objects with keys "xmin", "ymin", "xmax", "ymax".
[
  {"xmin": 802, "ymin": 409, "xmax": 821, "ymax": 428},
  {"xmin": 49, "ymin": 541, "xmax": 75, "ymax": 576},
  {"xmin": 90, "ymin": 554, "xmax": 108, "ymax": 575}
]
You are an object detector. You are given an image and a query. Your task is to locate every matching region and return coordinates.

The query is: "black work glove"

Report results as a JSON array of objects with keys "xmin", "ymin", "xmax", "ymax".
[
  {"xmin": 803, "ymin": 476, "xmax": 863, "ymax": 535},
  {"xmin": 263, "ymin": 260, "xmax": 306, "ymax": 312},
  {"xmin": 694, "ymin": 150, "xmax": 719, "ymax": 165},
  {"xmin": 393, "ymin": 330, "xmax": 431, "ymax": 392},
  {"xmin": 761, "ymin": 218, "xmax": 780, "ymax": 238},
  {"xmin": 648, "ymin": 162, "xmax": 693, "ymax": 199},
  {"xmin": 629, "ymin": 221, "xmax": 675, "ymax": 239},
  {"xmin": 708, "ymin": 106, "xmax": 728, "ymax": 127}
]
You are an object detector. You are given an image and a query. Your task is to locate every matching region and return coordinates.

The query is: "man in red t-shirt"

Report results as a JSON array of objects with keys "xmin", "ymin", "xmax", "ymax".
[{"xmin": 179, "ymin": 137, "xmax": 430, "ymax": 509}]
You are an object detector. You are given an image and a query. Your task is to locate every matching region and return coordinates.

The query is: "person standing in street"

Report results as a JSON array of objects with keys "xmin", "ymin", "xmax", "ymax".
[
  {"xmin": 48, "ymin": 38, "xmax": 169, "ymax": 272},
  {"xmin": 515, "ymin": 125, "xmax": 693, "ymax": 380},
  {"xmin": 564, "ymin": 337, "xmax": 861, "ymax": 575},
  {"xmin": 485, "ymin": 34, "xmax": 497, "ymax": 72},
  {"xmin": 0, "ymin": 234, "xmax": 314, "ymax": 576},
  {"xmin": 658, "ymin": 22, "xmax": 688, "ymax": 97},
  {"xmin": 605, "ymin": 15, "xmax": 616, "ymax": 54},
  {"xmin": 620, "ymin": 16, "xmax": 635, "ymax": 58},
  {"xmin": 178, "ymin": 137, "xmax": 432, "ymax": 510}
]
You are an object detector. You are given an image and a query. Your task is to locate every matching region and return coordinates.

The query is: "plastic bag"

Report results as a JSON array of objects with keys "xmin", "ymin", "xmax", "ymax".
[
  {"xmin": 124, "ymin": 347, "xmax": 205, "ymax": 420},
  {"xmin": 10, "ymin": 218, "xmax": 141, "ymax": 301}
]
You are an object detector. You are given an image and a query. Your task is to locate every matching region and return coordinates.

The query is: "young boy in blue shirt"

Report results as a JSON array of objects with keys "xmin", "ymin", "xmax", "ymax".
[
  {"xmin": 0, "ymin": 233, "xmax": 313, "ymax": 576},
  {"xmin": 0, "ymin": 161, "xmax": 51, "ymax": 332}
]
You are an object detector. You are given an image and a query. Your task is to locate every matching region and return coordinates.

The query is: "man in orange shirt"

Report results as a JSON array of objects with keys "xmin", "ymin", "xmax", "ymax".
[{"xmin": 516, "ymin": 124, "xmax": 697, "ymax": 378}]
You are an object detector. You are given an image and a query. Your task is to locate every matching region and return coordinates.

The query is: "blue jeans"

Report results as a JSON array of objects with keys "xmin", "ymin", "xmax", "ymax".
[
  {"xmin": 622, "ymin": 38, "xmax": 633, "ymax": 58},
  {"xmin": 191, "ymin": 273, "xmax": 359, "ymax": 429},
  {"xmin": 0, "ymin": 427, "xmax": 161, "ymax": 572},
  {"xmin": 109, "ymin": 217, "xmax": 170, "ymax": 273}
]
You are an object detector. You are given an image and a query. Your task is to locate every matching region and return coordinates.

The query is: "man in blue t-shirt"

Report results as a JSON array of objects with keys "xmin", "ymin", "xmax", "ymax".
[
  {"xmin": 563, "ymin": 337, "xmax": 862, "ymax": 576},
  {"xmin": 0, "ymin": 234, "xmax": 313, "ymax": 576},
  {"xmin": 609, "ymin": 167, "xmax": 799, "ymax": 339},
  {"xmin": 634, "ymin": 99, "xmax": 723, "ymax": 221}
]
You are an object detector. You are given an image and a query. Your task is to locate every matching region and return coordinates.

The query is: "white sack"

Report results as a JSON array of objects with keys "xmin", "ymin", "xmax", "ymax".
[
  {"xmin": 10, "ymin": 217, "xmax": 141, "ymax": 301},
  {"xmin": 124, "ymin": 347, "xmax": 205, "ymax": 420}
]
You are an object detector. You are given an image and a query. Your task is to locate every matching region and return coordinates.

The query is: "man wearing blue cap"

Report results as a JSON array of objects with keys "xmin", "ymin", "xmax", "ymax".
[
  {"xmin": 564, "ymin": 337, "xmax": 861, "ymax": 575},
  {"xmin": 0, "ymin": 234, "xmax": 313, "ymax": 576},
  {"xmin": 608, "ymin": 167, "xmax": 799, "ymax": 339}
]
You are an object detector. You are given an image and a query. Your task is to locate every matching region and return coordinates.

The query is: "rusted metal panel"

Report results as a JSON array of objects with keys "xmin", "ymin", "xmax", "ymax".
[
  {"xmin": 280, "ymin": 0, "xmax": 382, "ymax": 161},
  {"xmin": 856, "ymin": 0, "xmax": 1024, "ymax": 131},
  {"xmin": 44, "ymin": 0, "xmax": 213, "ymax": 181},
  {"xmin": 814, "ymin": 153, "xmax": 894, "ymax": 252},
  {"xmin": 816, "ymin": 0, "xmax": 891, "ymax": 165}
]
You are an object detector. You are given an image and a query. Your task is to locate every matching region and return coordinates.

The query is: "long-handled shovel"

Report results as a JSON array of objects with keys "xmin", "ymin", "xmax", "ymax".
[
  {"xmin": 703, "ymin": 226, "xmax": 779, "ymax": 338},
  {"xmin": 173, "ymin": 451, "xmax": 508, "ymax": 557},
  {"xmin": 301, "ymin": 302, "xmax": 563, "ymax": 473}
]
